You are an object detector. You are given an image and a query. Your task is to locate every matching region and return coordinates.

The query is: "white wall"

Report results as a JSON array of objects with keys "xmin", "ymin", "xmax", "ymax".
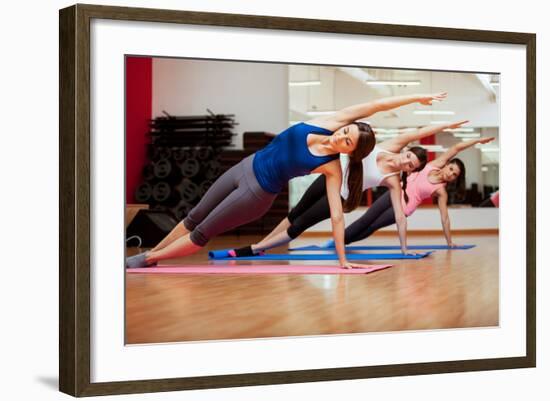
[
  {"xmin": 2, "ymin": 1, "xmax": 547, "ymax": 401},
  {"xmin": 153, "ymin": 58, "xmax": 289, "ymax": 148}
]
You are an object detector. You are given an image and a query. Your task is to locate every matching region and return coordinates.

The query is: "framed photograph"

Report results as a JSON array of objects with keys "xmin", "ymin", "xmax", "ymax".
[{"xmin": 59, "ymin": 3, "xmax": 536, "ymax": 397}]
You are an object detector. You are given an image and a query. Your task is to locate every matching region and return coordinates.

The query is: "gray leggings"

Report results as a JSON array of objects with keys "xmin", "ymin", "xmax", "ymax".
[{"xmin": 183, "ymin": 154, "xmax": 276, "ymax": 246}]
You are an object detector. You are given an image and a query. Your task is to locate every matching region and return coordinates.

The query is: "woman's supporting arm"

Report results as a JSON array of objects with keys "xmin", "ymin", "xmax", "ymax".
[
  {"xmin": 322, "ymin": 163, "xmax": 348, "ymax": 267},
  {"xmin": 435, "ymin": 188, "xmax": 457, "ymax": 247},
  {"xmin": 387, "ymin": 177, "xmax": 409, "ymax": 254},
  {"xmin": 317, "ymin": 160, "xmax": 375, "ymax": 268}
]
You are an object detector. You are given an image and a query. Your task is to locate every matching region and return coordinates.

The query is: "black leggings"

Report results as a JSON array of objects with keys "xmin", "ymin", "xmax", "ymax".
[
  {"xmin": 344, "ymin": 191, "xmax": 396, "ymax": 244},
  {"xmin": 287, "ymin": 176, "xmax": 397, "ymax": 244},
  {"xmin": 287, "ymin": 175, "xmax": 335, "ymax": 239}
]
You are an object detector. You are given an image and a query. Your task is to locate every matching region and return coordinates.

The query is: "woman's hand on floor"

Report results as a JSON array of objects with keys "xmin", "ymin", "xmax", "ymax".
[{"xmin": 341, "ymin": 261, "xmax": 374, "ymax": 269}]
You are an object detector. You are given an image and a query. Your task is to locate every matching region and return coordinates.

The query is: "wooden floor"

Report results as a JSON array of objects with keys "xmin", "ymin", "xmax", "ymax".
[{"xmin": 125, "ymin": 233, "xmax": 499, "ymax": 344}]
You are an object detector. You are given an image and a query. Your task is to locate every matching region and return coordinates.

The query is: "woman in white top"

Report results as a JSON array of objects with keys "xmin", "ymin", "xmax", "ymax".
[{"xmin": 229, "ymin": 120, "xmax": 469, "ymax": 257}]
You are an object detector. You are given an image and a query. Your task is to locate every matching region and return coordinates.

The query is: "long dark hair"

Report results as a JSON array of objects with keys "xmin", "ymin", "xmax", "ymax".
[
  {"xmin": 446, "ymin": 158, "xmax": 466, "ymax": 201},
  {"xmin": 342, "ymin": 122, "xmax": 376, "ymax": 212},
  {"xmin": 401, "ymin": 146, "xmax": 428, "ymax": 204}
]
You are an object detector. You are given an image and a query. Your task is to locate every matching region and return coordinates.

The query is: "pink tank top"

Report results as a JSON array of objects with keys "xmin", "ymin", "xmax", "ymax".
[{"xmin": 401, "ymin": 164, "xmax": 446, "ymax": 216}]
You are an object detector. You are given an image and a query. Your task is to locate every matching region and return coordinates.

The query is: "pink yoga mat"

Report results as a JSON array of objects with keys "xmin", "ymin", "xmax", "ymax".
[{"xmin": 126, "ymin": 264, "xmax": 392, "ymax": 275}]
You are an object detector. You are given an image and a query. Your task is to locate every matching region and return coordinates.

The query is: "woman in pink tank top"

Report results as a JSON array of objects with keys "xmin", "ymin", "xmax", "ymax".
[{"xmin": 337, "ymin": 136, "xmax": 495, "ymax": 249}]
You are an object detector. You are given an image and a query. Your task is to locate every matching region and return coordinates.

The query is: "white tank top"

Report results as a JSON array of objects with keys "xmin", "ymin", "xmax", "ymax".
[{"xmin": 340, "ymin": 146, "xmax": 400, "ymax": 200}]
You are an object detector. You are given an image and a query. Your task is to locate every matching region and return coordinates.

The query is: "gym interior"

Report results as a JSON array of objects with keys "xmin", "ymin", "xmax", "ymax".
[{"xmin": 125, "ymin": 57, "xmax": 499, "ymax": 344}]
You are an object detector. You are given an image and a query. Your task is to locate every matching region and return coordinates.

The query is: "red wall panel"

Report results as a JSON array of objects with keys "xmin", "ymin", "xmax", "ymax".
[{"xmin": 125, "ymin": 57, "xmax": 152, "ymax": 203}]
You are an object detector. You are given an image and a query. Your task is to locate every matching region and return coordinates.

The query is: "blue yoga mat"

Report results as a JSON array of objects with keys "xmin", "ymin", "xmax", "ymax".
[
  {"xmin": 208, "ymin": 250, "xmax": 433, "ymax": 260},
  {"xmin": 289, "ymin": 244, "xmax": 476, "ymax": 251}
]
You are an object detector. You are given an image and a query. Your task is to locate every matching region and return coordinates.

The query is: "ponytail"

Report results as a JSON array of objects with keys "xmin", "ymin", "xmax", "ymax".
[
  {"xmin": 342, "ymin": 122, "xmax": 376, "ymax": 212},
  {"xmin": 402, "ymin": 171, "xmax": 409, "ymax": 203},
  {"xmin": 448, "ymin": 158, "xmax": 466, "ymax": 201}
]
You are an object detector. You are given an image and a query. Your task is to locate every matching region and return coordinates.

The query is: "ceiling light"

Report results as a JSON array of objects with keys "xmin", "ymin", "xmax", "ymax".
[
  {"xmin": 421, "ymin": 145, "xmax": 447, "ymax": 152},
  {"xmin": 444, "ymin": 127, "xmax": 475, "ymax": 133},
  {"xmin": 476, "ymin": 145, "xmax": 500, "ymax": 152},
  {"xmin": 374, "ymin": 128, "xmax": 400, "ymax": 134},
  {"xmin": 414, "ymin": 110, "xmax": 456, "ymax": 115},
  {"xmin": 366, "ymin": 80, "xmax": 421, "ymax": 86},
  {"xmin": 375, "ymin": 128, "xmax": 418, "ymax": 134},
  {"xmin": 289, "ymin": 80, "xmax": 322, "ymax": 87},
  {"xmin": 375, "ymin": 133, "xmax": 399, "ymax": 139},
  {"xmin": 306, "ymin": 110, "xmax": 336, "ymax": 116},
  {"xmin": 453, "ymin": 132, "xmax": 481, "ymax": 138}
]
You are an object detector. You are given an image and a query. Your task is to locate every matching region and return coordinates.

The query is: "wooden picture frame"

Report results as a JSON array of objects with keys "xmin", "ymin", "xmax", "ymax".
[{"xmin": 59, "ymin": 3, "xmax": 536, "ymax": 397}]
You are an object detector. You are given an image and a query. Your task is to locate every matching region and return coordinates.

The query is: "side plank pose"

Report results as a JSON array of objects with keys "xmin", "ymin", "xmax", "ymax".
[
  {"xmin": 230, "ymin": 119, "xmax": 467, "ymax": 257},
  {"xmin": 322, "ymin": 136, "xmax": 495, "ymax": 249},
  {"xmin": 126, "ymin": 92, "xmax": 447, "ymax": 269}
]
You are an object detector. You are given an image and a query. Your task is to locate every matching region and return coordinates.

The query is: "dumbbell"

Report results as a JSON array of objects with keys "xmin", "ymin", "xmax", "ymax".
[
  {"xmin": 153, "ymin": 158, "xmax": 173, "ymax": 179},
  {"xmin": 152, "ymin": 181, "xmax": 173, "ymax": 203},
  {"xmin": 157, "ymin": 147, "xmax": 172, "ymax": 160},
  {"xmin": 134, "ymin": 182, "xmax": 153, "ymax": 203},
  {"xmin": 172, "ymin": 147, "xmax": 192, "ymax": 162},
  {"xmin": 179, "ymin": 158, "xmax": 201, "ymax": 178},
  {"xmin": 176, "ymin": 178, "xmax": 200, "ymax": 203}
]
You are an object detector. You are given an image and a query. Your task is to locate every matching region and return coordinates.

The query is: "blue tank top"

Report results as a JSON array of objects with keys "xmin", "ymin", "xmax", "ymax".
[{"xmin": 252, "ymin": 122, "xmax": 338, "ymax": 194}]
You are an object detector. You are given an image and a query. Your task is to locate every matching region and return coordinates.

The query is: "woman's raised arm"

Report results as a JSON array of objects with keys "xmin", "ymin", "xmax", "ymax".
[
  {"xmin": 379, "ymin": 120, "xmax": 469, "ymax": 153},
  {"xmin": 316, "ymin": 160, "xmax": 377, "ymax": 269},
  {"xmin": 431, "ymin": 137, "xmax": 495, "ymax": 169},
  {"xmin": 308, "ymin": 93, "xmax": 448, "ymax": 131}
]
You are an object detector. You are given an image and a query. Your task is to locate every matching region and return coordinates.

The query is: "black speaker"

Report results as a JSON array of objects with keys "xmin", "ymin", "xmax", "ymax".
[{"xmin": 126, "ymin": 210, "xmax": 178, "ymax": 248}]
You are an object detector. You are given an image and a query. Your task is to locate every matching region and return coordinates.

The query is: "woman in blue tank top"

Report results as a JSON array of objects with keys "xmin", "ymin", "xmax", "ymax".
[{"xmin": 127, "ymin": 93, "xmax": 447, "ymax": 269}]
